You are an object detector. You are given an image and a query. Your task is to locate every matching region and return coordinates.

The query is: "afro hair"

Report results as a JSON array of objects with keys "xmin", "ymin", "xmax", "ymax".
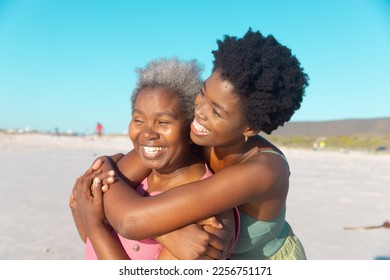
[{"xmin": 212, "ymin": 28, "xmax": 309, "ymax": 134}]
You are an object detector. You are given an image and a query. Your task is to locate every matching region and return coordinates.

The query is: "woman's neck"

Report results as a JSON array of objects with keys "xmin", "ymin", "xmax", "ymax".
[
  {"xmin": 206, "ymin": 135, "xmax": 272, "ymax": 172},
  {"xmin": 205, "ymin": 138, "xmax": 251, "ymax": 172},
  {"xmin": 147, "ymin": 153, "xmax": 205, "ymax": 193}
]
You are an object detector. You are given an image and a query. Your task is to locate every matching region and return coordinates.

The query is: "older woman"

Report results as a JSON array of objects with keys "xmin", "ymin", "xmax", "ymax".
[{"xmin": 71, "ymin": 57, "xmax": 238, "ymax": 259}]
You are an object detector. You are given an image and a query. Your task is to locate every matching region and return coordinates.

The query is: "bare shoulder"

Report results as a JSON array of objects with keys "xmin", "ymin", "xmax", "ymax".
[
  {"xmin": 246, "ymin": 135, "xmax": 289, "ymax": 178},
  {"xmin": 202, "ymin": 154, "xmax": 287, "ymax": 205},
  {"xmin": 248, "ymin": 148, "xmax": 289, "ymax": 175}
]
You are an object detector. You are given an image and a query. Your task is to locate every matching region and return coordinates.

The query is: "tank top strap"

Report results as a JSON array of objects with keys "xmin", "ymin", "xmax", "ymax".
[{"xmin": 256, "ymin": 148, "xmax": 290, "ymax": 174}]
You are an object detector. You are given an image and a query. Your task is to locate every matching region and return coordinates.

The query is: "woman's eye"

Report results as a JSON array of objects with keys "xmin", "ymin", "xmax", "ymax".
[
  {"xmin": 158, "ymin": 121, "xmax": 170, "ymax": 126},
  {"xmin": 133, "ymin": 118, "xmax": 144, "ymax": 124},
  {"xmin": 213, "ymin": 110, "xmax": 221, "ymax": 118}
]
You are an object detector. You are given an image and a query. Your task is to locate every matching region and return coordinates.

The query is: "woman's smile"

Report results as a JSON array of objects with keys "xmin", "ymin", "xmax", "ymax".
[
  {"xmin": 141, "ymin": 145, "xmax": 167, "ymax": 159},
  {"xmin": 191, "ymin": 119, "xmax": 211, "ymax": 136}
]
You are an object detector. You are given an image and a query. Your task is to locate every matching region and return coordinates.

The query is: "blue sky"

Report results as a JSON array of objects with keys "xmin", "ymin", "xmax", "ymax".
[{"xmin": 1, "ymin": 0, "xmax": 389, "ymax": 134}]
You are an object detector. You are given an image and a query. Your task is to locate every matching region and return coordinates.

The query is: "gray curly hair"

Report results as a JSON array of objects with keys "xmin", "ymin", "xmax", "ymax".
[{"xmin": 131, "ymin": 57, "xmax": 203, "ymax": 125}]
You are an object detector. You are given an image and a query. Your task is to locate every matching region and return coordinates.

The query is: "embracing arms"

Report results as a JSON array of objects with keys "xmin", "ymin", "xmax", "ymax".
[
  {"xmin": 93, "ymin": 150, "xmax": 286, "ymax": 241},
  {"xmin": 73, "ymin": 164, "xmax": 236, "ymax": 259}
]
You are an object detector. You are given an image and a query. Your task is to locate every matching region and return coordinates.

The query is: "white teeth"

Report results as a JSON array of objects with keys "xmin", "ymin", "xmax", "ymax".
[
  {"xmin": 143, "ymin": 146, "xmax": 164, "ymax": 155},
  {"xmin": 193, "ymin": 119, "xmax": 210, "ymax": 133}
]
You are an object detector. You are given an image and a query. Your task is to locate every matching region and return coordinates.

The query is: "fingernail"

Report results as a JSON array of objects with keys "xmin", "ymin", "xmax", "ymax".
[{"xmin": 92, "ymin": 159, "xmax": 101, "ymax": 170}]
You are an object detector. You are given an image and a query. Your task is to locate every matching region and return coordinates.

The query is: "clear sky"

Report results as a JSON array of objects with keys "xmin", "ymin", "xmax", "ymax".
[{"xmin": 1, "ymin": 0, "xmax": 389, "ymax": 134}]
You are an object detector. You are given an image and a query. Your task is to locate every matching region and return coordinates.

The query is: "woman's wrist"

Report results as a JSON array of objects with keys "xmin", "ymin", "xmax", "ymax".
[{"xmin": 85, "ymin": 219, "xmax": 107, "ymax": 236}]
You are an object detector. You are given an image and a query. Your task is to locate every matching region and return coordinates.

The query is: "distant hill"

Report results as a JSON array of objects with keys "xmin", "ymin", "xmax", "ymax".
[{"xmin": 271, "ymin": 118, "xmax": 390, "ymax": 137}]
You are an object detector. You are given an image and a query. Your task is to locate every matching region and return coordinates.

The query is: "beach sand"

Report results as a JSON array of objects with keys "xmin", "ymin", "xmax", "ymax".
[{"xmin": 0, "ymin": 133, "xmax": 389, "ymax": 260}]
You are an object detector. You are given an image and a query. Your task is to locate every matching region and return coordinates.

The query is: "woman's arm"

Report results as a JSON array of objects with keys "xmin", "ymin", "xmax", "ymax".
[
  {"xmin": 115, "ymin": 149, "xmax": 151, "ymax": 187},
  {"xmin": 75, "ymin": 165, "xmax": 234, "ymax": 260},
  {"xmin": 201, "ymin": 209, "xmax": 236, "ymax": 259},
  {"xmin": 82, "ymin": 152, "xmax": 287, "ymax": 240},
  {"xmin": 157, "ymin": 248, "xmax": 178, "ymax": 260},
  {"xmin": 74, "ymin": 172, "xmax": 130, "ymax": 259},
  {"xmin": 69, "ymin": 192, "xmax": 87, "ymax": 243},
  {"xmin": 156, "ymin": 209, "xmax": 234, "ymax": 260},
  {"xmin": 155, "ymin": 211, "xmax": 235, "ymax": 260},
  {"xmin": 87, "ymin": 223, "xmax": 130, "ymax": 260},
  {"xmin": 83, "ymin": 152, "xmax": 230, "ymax": 259}
]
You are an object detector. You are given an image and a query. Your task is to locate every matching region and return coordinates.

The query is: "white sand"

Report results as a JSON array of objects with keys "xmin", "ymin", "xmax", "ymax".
[
  {"xmin": 0, "ymin": 133, "xmax": 389, "ymax": 260},
  {"xmin": 284, "ymin": 148, "xmax": 390, "ymax": 260}
]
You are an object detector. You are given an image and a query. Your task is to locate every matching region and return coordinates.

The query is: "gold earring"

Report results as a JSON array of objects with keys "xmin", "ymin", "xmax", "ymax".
[{"xmin": 244, "ymin": 134, "xmax": 248, "ymax": 143}]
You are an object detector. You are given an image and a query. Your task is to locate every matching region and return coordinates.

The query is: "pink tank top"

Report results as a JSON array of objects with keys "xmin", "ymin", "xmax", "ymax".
[{"xmin": 84, "ymin": 163, "xmax": 240, "ymax": 259}]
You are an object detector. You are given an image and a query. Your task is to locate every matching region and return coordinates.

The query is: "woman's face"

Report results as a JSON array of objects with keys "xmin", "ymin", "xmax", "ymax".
[
  {"xmin": 190, "ymin": 70, "xmax": 248, "ymax": 147},
  {"xmin": 129, "ymin": 87, "xmax": 191, "ymax": 173}
]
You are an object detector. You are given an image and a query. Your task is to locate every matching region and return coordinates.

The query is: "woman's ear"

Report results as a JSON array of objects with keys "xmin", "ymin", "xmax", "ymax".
[{"xmin": 243, "ymin": 127, "xmax": 260, "ymax": 137}]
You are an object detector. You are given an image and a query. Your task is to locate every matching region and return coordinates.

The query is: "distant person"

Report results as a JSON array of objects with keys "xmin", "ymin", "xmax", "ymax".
[
  {"xmin": 54, "ymin": 127, "xmax": 60, "ymax": 137},
  {"xmin": 71, "ymin": 57, "xmax": 238, "ymax": 259},
  {"xmin": 75, "ymin": 28, "xmax": 308, "ymax": 259},
  {"xmin": 96, "ymin": 122, "xmax": 103, "ymax": 136}
]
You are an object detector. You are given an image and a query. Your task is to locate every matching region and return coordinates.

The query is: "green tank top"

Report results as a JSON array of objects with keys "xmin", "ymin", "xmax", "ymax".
[{"xmin": 229, "ymin": 149, "xmax": 290, "ymax": 259}]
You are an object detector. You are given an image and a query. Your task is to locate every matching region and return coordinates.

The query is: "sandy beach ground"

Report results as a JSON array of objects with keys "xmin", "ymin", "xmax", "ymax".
[{"xmin": 0, "ymin": 133, "xmax": 389, "ymax": 260}]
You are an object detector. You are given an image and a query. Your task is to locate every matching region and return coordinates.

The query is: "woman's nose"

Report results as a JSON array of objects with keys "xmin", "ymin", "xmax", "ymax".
[
  {"xmin": 195, "ymin": 100, "xmax": 208, "ymax": 121},
  {"xmin": 142, "ymin": 126, "xmax": 159, "ymax": 140}
]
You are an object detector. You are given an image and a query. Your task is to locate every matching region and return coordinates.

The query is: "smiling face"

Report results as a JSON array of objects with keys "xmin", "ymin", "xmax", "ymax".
[
  {"xmin": 129, "ymin": 87, "xmax": 191, "ymax": 173},
  {"xmin": 190, "ymin": 70, "xmax": 249, "ymax": 148}
]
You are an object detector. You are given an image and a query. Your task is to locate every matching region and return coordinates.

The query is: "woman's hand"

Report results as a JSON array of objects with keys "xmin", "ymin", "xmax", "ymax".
[
  {"xmin": 70, "ymin": 168, "xmax": 111, "ymax": 242},
  {"xmin": 73, "ymin": 169, "xmax": 114, "ymax": 232},
  {"xmin": 155, "ymin": 219, "xmax": 225, "ymax": 260},
  {"xmin": 88, "ymin": 154, "xmax": 124, "ymax": 191},
  {"xmin": 72, "ymin": 167, "xmax": 131, "ymax": 260},
  {"xmin": 90, "ymin": 153, "xmax": 124, "ymax": 173},
  {"xmin": 69, "ymin": 189, "xmax": 87, "ymax": 242}
]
